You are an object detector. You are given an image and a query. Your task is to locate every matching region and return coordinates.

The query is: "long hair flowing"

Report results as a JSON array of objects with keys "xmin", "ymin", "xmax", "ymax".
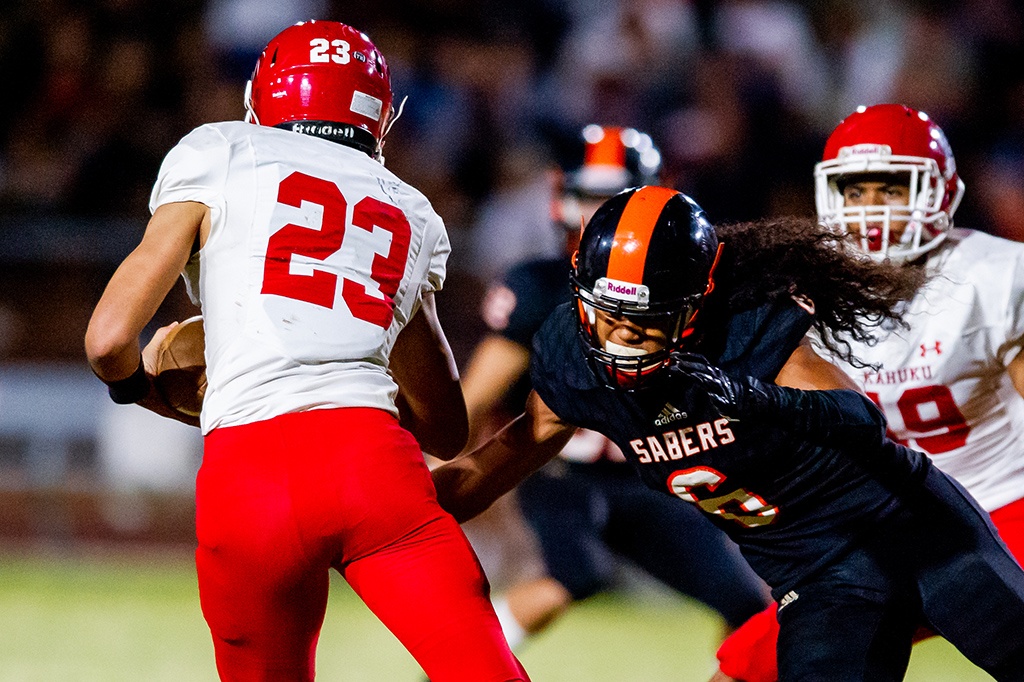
[{"xmin": 710, "ymin": 217, "xmax": 926, "ymax": 367}]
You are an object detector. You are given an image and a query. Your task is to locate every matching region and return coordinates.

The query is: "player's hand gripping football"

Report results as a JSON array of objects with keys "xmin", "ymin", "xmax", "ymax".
[
  {"xmin": 141, "ymin": 322, "xmax": 178, "ymax": 376},
  {"xmin": 138, "ymin": 317, "xmax": 205, "ymax": 428}
]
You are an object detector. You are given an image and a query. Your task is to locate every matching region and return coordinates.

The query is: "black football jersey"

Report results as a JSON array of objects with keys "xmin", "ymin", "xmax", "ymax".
[{"xmin": 530, "ymin": 303, "xmax": 931, "ymax": 596}]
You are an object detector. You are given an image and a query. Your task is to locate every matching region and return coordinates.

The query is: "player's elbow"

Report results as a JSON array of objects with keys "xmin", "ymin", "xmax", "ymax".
[
  {"xmin": 84, "ymin": 319, "xmax": 136, "ymax": 371},
  {"xmin": 827, "ymin": 390, "xmax": 889, "ymax": 448}
]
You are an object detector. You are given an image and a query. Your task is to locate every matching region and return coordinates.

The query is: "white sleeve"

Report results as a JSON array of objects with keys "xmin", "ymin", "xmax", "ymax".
[
  {"xmin": 149, "ymin": 124, "xmax": 231, "ymax": 214},
  {"xmin": 425, "ymin": 214, "xmax": 450, "ymax": 294},
  {"xmin": 1000, "ymin": 245, "xmax": 1024, "ymax": 362}
]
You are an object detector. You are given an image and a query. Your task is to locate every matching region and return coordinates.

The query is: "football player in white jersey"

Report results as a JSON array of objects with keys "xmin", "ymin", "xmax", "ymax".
[
  {"xmin": 712, "ymin": 103, "xmax": 1024, "ymax": 682},
  {"xmin": 85, "ymin": 20, "xmax": 528, "ymax": 682}
]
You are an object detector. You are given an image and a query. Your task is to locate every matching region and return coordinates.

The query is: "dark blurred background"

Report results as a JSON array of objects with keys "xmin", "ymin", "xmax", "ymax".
[{"xmin": 2, "ymin": 0, "xmax": 1023, "ymax": 544}]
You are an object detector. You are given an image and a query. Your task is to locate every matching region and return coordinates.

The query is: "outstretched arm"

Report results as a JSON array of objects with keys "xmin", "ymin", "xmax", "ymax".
[
  {"xmin": 676, "ymin": 352, "xmax": 887, "ymax": 449},
  {"xmin": 432, "ymin": 389, "xmax": 576, "ymax": 523},
  {"xmin": 390, "ymin": 291, "xmax": 468, "ymax": 460},
  {"xmin": 710, "ymin": 340, "xmax": 926, "ymax": 682}
]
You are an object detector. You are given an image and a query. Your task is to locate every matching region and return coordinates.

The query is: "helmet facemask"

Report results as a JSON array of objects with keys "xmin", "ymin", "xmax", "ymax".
[
  {"xmin": 814, "ymin": 105, "xmax": 965, "ymax": 264},
  {"xmin": 815, "ymin": 153, "xmax": 962, "ymax": 263},
  {"xmin": 572, "ymin": 246, "xmax": 720, "ymax": 390},
  {"xmin": 574, "ymin": 285, "xmax": 700, "ymax": 389}
]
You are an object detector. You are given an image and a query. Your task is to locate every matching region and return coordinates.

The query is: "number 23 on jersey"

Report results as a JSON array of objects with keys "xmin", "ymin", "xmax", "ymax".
[{"xmin": 261, "ymin": 171, "xmax": 411, "ymax": 329}]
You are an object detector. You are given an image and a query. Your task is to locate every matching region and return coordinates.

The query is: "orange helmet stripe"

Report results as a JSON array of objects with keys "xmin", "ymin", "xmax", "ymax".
[
  {"xmin": 584, "ymin": 127, "xmax": 626, "ymax": 168},
  {"xmin": 606, "ymin": 186, "xmax": 677, "ymax": 283}
]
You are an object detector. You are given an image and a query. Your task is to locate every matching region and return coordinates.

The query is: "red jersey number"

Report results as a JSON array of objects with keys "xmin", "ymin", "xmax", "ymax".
[
  {"xmin": 866, "ymin": 384, "xmax": 969, "ymax": 455},
  {"xmin": 261, "ymin": 172, "xmax": 411, "ymax": 328}
]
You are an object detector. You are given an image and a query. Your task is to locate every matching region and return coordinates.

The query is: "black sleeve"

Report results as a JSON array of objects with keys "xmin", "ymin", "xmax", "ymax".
[
  {"xmin": 675, "ymin": 353, "xmax": 929, "ymax": 483},
  {"xmin": 530, "ymin": 304, "xmax": 601, "ymax": 428}
]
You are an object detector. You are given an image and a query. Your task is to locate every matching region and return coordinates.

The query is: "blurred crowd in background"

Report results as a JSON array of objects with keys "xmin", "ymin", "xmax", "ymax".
[
  {"xmin": 4, "ymin": 0, "xmax": 1024, "ymax": 358},
  {"xmin": 1, "ymin": 0, "xmax": 1024, "ymax": 538}
]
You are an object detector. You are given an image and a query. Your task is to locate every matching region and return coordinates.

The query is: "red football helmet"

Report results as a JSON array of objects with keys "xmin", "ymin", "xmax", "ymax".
[
  {"xmin": 244, "ymin": 21, "xmax": 395, "ymax": 159},
  {"xmin": 814, "ymin": 104, "xmax": 965, "ymax": 263}
]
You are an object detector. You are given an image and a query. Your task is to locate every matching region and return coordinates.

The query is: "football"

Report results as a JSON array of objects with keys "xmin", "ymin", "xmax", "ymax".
[{"xmin": 153, "ymin": 316, "xmax": 207, "ymax": 418}]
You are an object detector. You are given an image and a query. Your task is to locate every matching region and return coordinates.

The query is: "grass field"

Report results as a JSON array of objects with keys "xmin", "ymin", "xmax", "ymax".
[{"xmin": 0, "ymin": 547, "xmax": 995, "ymax": 681}]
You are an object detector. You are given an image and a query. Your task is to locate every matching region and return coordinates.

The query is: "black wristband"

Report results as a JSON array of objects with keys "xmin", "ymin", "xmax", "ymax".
[{"xmin": 107, "ymin": 359, "xmax": 150, "ymax": 404}]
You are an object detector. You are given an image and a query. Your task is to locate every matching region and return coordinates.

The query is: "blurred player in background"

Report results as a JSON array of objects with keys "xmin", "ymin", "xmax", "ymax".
[
  {"xmin": 433, "ymin": 186, "xmax": 1024, "ymax": 681},
  {"xmin": 84, "ymin": 20, "xmax": 527, "ymax": 682},
  {"xmin": 713, "ymin": 103, "xmax": 1024, "ymax": 682},
  {"xmin": 460, "ymin": 125, "xmax": 770, "ymax": 651}
]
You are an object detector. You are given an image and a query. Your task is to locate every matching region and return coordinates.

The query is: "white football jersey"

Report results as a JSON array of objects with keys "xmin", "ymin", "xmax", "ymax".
[
  {"xmin": 150, "ymin": 122, "xmax": 450, "ymax": 434},
  {"xmin": 828, "ymin": 229, "xmax": 1024, "ymax": 512}
]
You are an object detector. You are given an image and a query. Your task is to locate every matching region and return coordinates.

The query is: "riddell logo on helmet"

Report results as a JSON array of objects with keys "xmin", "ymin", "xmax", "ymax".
[
  {"xmin": 288, "ymin": 122, "xmax": 355, "ymax": 139},
  {"xmin": 838, "ymin": 143, "xmax": 892, "ymax": 159},
  {"xmin": 595, "ymin": 277, "xmax": 649, "ymax": 304}
]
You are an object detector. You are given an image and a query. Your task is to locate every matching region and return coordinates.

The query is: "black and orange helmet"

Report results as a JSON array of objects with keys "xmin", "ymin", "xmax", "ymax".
[
  {"xmin": 563, "ymin": 125, "xmax": 662, "ymax": 198},
  {"xmin": 571, "ymin": 186, "xmax": 721, "ymax": 386},
  {"xmin": 554, "ymin": 125, "xmax": 663, "ymax": 236}
]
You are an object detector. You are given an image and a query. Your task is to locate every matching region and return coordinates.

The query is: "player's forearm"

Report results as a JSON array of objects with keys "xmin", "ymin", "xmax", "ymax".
[
  {"xmin": 390, "ymin": 297, "xmax": 470, "ymax": 458},
  {"xmin": 432, "ymin": 433, "xmax": 531, "ymax": 523},
  {"xmin": 753, "ymin": 383, "xmax": 928, "ymax": 482},
  {"xmin": 678, "ymin": 354, "xmax": 888, "ymax": 448},
  {"xmin": 396, "ymin": 383, "xmax": 468, "ymax": 460},
  {"xmin": 433, "ymin": 413, "xmax": 565, "ymax": 522},
  {"xmin": 431, "ymin": 452, "xmax": 498, "ymax": 523},
  {"xmin": 460, "ymin": 335, "xmax": 532, "ymax": 447},
  {"xmin": 759, "ymin": 384, "xmax": 887, "ymax": 448}
]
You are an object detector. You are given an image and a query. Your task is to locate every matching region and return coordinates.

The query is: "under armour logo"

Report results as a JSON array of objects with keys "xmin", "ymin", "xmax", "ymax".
[{"xmin": 920, "ymin": 341, "xmax": 942, "ymax": 357}]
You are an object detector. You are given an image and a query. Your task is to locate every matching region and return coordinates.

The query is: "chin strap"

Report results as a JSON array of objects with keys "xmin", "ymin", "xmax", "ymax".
[
  {"xmin": 376, "ymin": 95, "xmax": 408, "ymax": 165},
  {"xmin": 243, "ymin": 80, "xmax": 259, "ymax": 124}
]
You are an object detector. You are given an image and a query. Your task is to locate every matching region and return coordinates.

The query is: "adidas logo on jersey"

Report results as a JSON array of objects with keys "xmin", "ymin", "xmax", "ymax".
[
  {"xmin": 654, "ymin": 404, "xmax": 687, "ymax": 426},
  {"xmin": 778, "ymin": 590, "xmax": 799, "ymax": 611}
]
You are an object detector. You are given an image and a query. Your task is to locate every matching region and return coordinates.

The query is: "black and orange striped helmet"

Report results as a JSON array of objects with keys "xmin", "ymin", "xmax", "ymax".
[
  {"xmin": 563, "ymin": 125, "xmax": 662, "ymax": 198},
  {"xmin": 555, "ymin": 125, "xmax": 663, "ymax": 237},
  {"xmin": 571, "ymin": 186, "xmax": 721, "ymax": 386}
]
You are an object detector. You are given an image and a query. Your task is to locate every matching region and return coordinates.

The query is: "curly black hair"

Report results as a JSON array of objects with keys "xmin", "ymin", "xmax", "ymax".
[{"xmin": 707, "ymin": 216, "xmax": 926, "ymax": 368}]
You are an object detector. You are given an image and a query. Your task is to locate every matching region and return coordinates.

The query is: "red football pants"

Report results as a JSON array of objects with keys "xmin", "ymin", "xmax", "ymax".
[
  {"xmin": 716, "ymin": 495, "xmax": 1024, "ymax": 682},
  {"xmin": 197, "ymin": 407, "xmax": 528, "ymax": 682}
]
